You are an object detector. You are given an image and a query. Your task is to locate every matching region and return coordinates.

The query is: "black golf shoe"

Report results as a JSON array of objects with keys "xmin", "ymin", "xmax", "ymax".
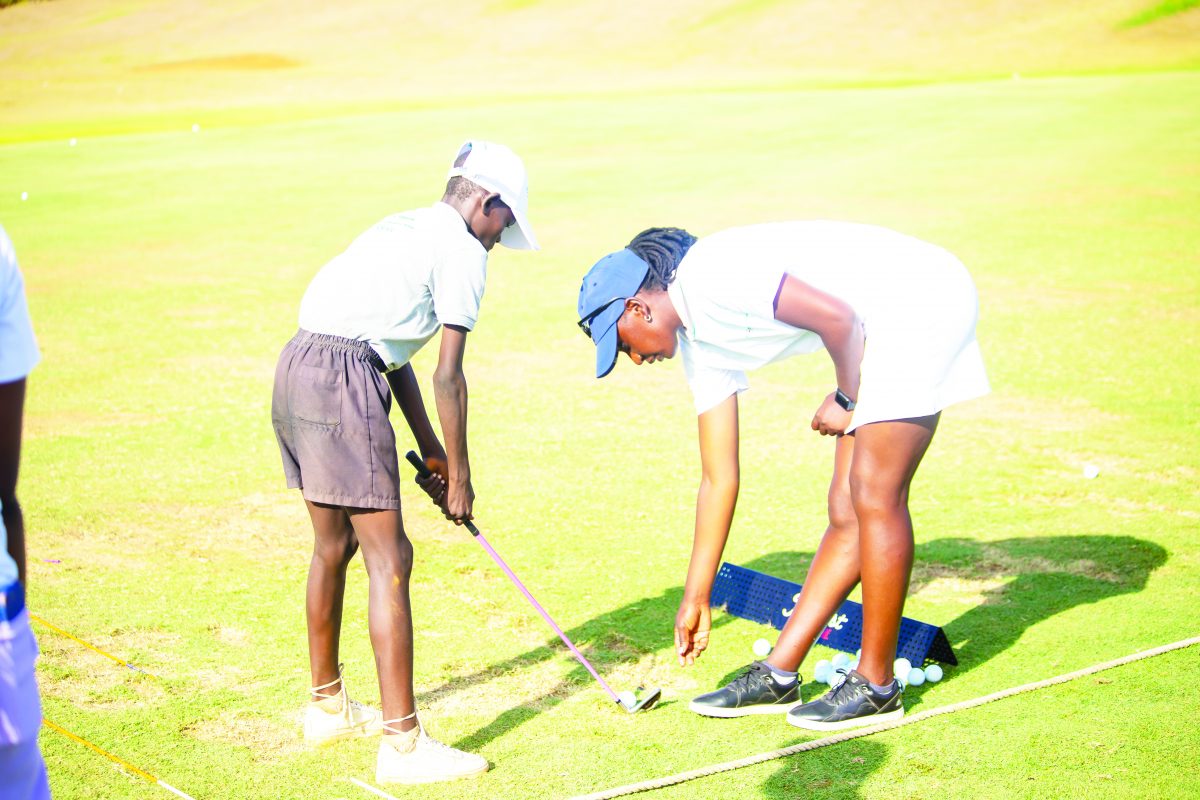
[
  {"xmin": 689, "ymin": 661, "xmax": 803, "ymax": 718},
  {"xmin": 787, "ymin": 668, "xmax": 904, "ymax": 731}
]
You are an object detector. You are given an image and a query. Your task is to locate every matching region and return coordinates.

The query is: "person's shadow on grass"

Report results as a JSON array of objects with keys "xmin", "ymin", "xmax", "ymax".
[
  {"xmin": 754, "ymin": 534, "xmax": 1167, "ymax": 799},
  {"xmin": 421, "ymin": 534, "xmax": 1164, "ymax": 792}
]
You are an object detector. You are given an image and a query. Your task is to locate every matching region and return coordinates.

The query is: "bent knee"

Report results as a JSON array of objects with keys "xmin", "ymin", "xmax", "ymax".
[
  {"xmin": 827, "ymin": 490, "xmax": 857, "ymax": 533},
  {"xmin": 366, "ymin": 537, "xmax": 413, "ymax": 580},
  {"xmin": 314, "ymin": 536, "xmax": 358, "ymax": 566},
  {"xmin": 847, "ymin": 473, "xmax": 907, "ymax": 521}
]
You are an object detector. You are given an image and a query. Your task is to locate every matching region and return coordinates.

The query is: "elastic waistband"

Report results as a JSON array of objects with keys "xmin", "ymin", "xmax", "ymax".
[
  {"xmin": 1, "ymin": 581, "xmax": 25, "ymax": 622},
  {"xmin": 290, "ymin": 329, "xmax": 387, "ymax": 373}
]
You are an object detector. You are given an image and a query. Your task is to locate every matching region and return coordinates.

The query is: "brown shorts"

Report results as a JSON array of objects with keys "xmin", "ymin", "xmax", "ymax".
[{"xmin": 271, "ymin": 329, "xmax": 401, "ymax": 510}]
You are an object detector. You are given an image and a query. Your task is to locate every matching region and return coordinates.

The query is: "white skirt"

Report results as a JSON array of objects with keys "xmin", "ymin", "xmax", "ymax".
[{"xmin": 846, "ymin": 250, "xmax": 990, "ymax": 432}]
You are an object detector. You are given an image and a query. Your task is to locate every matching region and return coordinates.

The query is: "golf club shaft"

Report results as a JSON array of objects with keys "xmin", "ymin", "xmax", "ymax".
[
  {"xmin": 405, "ymin": 451, "xmax": 620, "ymax": 702},
  {"xmin": 471, "ymin": 527, "xmax": 620, "ymax": 701}
]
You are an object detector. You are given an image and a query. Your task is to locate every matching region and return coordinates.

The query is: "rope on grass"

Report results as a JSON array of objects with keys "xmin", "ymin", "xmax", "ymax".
[
  {"xmin": 31, "ymin": 613, "xmax": 158, "ymax": 677},
  {"xmin": 43, "ymin": 718, "xmax": 196, "ymax": 800},
  {"xmin": 568, "ymin": 635, "xmax": 1200, "ymax": 800}
]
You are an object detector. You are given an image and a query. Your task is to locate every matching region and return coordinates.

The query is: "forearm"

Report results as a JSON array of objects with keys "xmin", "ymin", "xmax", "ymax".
[
  {"xmin": 2, "ymin": 500, "xmax": 24, "ymax": 587},
  {"xmin": 684, "ymin": 474, "xmax": 739, "ymax": 603},
  {"xmin": 387, "ymin": 364, "xmax": 444, "ymax": 458},
  {"xmin": 773, "ymin": 275, "xmax": 865, "ymax": 399},
  {"xmin": 432, "ymin": 367, "xmax": 469, "ymax": 482},
  {"xmin": 821, "ymin": 314, "xmax": 864, "ymax": 399}
]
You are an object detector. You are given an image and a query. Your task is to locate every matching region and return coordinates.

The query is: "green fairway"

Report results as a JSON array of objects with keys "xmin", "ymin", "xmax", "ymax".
[{"xmin": 2, "ymin": 1, "xmax": 1198, "ymax": 799}]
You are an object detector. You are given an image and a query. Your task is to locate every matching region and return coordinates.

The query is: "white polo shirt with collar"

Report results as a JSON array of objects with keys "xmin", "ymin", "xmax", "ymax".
[
  {"xmin": 298, "ymin": 202, "xmax": 488, "ymax": 372},
  {"xmin": 667, "ymin": 221, "xmax": 989, "ymax": 430}
]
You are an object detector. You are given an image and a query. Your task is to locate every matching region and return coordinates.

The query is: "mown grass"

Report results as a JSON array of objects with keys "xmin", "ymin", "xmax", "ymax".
[{"xmin": 1, "ymin": 3, "xmax": 1198, "ymax": 799}]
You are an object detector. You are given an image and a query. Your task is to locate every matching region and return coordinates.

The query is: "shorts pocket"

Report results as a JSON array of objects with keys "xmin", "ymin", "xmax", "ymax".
[{"xmin": 291, "ymin": 366, "xmax": 343, "ymax": 426}]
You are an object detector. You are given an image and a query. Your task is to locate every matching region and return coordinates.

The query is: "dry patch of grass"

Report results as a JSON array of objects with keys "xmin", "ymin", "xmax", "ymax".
[
  {"xmin": 37, "ymin": 632, "xmax": 173, "ymax": 709},
  {"xmin": 184, "ymin": 710, "xmax": 305, "ymax": 760}
]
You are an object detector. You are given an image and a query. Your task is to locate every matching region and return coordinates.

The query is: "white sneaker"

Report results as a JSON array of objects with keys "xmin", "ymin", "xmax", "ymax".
[
  {"xmin": 303, "ymin": 665, "xmax": 382, "ymax": 745},
  {"xmin": 375, "ymin": 724, "xmax": 488, "ymax": 785}
]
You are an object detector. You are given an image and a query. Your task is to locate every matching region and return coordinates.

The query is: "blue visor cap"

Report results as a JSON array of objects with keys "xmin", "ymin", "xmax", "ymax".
[{"xmin": 577, "ymin": 248, "xmax": 651, "ymax": 378}]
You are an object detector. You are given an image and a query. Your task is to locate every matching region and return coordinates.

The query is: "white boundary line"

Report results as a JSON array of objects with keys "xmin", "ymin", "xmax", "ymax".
[
  {"xmin": 341, "ymin": 776, "xmax": 401, "ymax": 800},
  {"xmin": 568, "ymin": 635, "xmax": 1200, "ymax": 800},
  {"xmin": 157, "ymin": 780, "xmax": 198, "ymax": 800}
]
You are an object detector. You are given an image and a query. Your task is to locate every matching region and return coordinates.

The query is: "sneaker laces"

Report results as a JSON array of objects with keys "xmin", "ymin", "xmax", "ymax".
[
  {"xmin": 729, "ymin": 662, "xmax": 770, "ymax": 692},
  {"xmin": 310, "ymin": 664, "xmax": 347, "ymax": 700},
  {"xmin": 381, "ymin": 710, "xmax": 418, "ymax": 736},
  {"xmin": 828, "ymin": 668, "xmax": 849, "ymax": 690}
]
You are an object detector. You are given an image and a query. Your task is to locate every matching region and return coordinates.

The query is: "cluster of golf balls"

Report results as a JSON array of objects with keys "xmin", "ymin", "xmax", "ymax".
[{"xmin": 811, "ymin": 651, "xmax": 945, "ymax": 687}]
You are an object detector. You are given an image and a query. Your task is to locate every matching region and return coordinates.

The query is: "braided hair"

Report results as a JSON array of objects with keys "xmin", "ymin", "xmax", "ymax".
[{"xmin": 627, "ymin": 227, "xmax": 696, "ymax": 292}]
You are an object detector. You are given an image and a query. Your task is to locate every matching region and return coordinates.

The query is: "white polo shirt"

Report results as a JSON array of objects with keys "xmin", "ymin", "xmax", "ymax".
[
  {"xmin": 667, "ymin": 221, "xmax": 987, "ymax": 427},
  {"xmin": 298, "ymin": 202, "xmax": 487, "ymax": 371},
  {"xmin": 1, "ymin": 224, "xmax": 41, "ymax": 588}
]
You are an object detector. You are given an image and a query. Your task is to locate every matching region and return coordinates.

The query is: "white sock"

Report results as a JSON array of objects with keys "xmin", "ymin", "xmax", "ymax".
[{"xmin": 766, "ymin": 664, "xmax": 797, "ymax": 685}]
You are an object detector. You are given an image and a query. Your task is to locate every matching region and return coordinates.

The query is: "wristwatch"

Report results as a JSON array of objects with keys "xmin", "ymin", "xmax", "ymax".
[{"xmin": 835, "ymin": 388, "xmax": 856, "ymax": 411}]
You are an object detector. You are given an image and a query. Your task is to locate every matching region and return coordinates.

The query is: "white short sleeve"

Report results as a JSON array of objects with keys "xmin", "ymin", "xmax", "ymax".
[
  {"xmin": 431, "ymin": 245, "xmax": 487, "ymax": 331},
  {"xmin": 679, "ymin": 337, "xmax": 748, "ymax": 414},
  {"xmin": 0, "ymin": 226, "xmax": 40, "ymax": 383}
]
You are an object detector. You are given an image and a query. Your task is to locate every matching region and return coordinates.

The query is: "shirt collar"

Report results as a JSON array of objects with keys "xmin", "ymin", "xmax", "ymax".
[{"xmin": 666, "ymin": 280, "xmax": 695, "ymax": 340}]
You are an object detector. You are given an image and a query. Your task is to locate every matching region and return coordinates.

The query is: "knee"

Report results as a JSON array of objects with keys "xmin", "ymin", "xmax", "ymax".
[
  {"xmin": 314, "ymin": 534, "xmax": 358, "ymax": 569},
  {"xmin": 826, "ymin": 490, "xmax": 857, "ymax": 535},
  {"xmin": 848, "ymin": 473, "xmax": 905, "ymax": 523},
  {"xmin": 367, "ymin": 536, "xmax": 413, "ymax": 582}
]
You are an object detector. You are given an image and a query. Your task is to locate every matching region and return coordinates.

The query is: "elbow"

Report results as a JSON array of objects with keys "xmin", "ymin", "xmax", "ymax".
[
  {"xmin": 701, "ymin": 466, "xmax": 740, "ymax": 497},
  {"xmin": 432, "ymin": 366, "xmax": 465, "ymax": 396}
]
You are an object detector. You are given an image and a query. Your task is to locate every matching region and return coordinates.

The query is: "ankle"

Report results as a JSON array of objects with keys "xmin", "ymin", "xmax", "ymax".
[
  {"xmin": 382, "ymin": 726, "xmax": 420, "ymax": 753},
  {"xmin": 311, "ymin": 679, "xmax": 343, "ymax": 700}
]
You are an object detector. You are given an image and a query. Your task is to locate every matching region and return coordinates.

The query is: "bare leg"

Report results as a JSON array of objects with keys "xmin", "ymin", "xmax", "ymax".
[
  {"xmin": 305, "ymin": 500, "xmax": 359, "ymax": 695},
  {"xmin": 767, "ymin": 433, "xmax": 860, "ymax": 672},
  {"xmin": 850, "ymin": 414, "xmax": 938, "ymax": 685},
  {"xmin": 348, "ymin": 508, "xmax": 417, "ymax": 733}
]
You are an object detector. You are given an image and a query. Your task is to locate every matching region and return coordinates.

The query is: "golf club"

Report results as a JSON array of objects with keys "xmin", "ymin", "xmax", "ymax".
[{"xmin": 405, "ymin": 450, "xmax": 661, "ymax": 714}]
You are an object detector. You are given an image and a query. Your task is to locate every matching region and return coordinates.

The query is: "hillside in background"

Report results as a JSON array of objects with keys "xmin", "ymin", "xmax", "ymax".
[{"xmin": 2, "ymin": 0, "xmax": 1198, "ymax": 133}]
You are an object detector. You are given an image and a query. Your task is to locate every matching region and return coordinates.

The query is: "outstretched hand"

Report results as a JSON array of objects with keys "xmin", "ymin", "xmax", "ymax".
[{"xmin": 674, "ymin": 599, "xmax": 712, "ymax": 666}]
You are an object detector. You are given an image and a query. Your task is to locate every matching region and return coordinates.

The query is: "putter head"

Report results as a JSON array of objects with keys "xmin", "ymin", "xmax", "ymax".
[{"xmin": 618, "ymin": 686, "xmax": 662, "ymax": 714}]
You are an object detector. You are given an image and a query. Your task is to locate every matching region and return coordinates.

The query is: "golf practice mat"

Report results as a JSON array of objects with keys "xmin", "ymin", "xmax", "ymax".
[{"xmin": 710, "ymin": 562, "xmax": 957, "ymax": 665}]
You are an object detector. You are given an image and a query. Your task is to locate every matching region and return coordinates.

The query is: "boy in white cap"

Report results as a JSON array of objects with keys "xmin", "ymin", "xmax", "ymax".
[
  {"xmin": 271, "ymin": 141, "xmax": 536, "ymax": 784},
  {"xmin": 0, "ymin": 223, "xmax": 51, "ymax": 800}
]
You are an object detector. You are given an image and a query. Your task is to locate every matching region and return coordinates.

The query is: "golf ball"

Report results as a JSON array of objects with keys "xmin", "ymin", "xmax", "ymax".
[
  {"xmin": 813, "ymin": 659, "xmax": 833, "ymax": 683},
  {"xmin": 20, "ymin": 192, "xmax": 27, "ymax": 201},
  {"xmin": 617, "ymin": 690, "xmax": 636, "ymax": 707},
  {"xmin": 69, "ymin": 138, "xmax": 77, "ymax": 146},
  {"xmin": 192, "ymin": 123, "xmax": 201, "ymax": 133},
  {"xmin": 832, "ymin": 652, "xmax": 852, "ymax": 669},
  {"xmin": 925, "ymin": 664, "xmax": 943, "ymax": 682},
  {"xmin": 1083, "ymin": 464, "xmax": 1100, "ymax": 479},
  {"xmin": 847, "ymin": 658, "xmax": 859, "ymax": 672},
  {"xmin": 753, "ymin": 638, "xmax": 772, "ymax": 657},
  {"xmin": 906, "ymin": 667, "xmax": 926, "ymax": 686},
  {"xmin": 893, "ymin": 658, "xmax": 912, "ymax": 678}
]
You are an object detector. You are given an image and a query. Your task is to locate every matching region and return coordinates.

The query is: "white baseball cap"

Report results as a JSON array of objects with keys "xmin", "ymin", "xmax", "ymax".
[{"xmin": 446, "ymin": 140, "xmax": 538, "ymax": 250}]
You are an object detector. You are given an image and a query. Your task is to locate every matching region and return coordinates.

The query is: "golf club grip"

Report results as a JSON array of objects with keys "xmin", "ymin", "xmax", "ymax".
[
  {"xmin": 405, "ymin": 450, "xmax": 431, "ymax": 477},
  {"xmin": 405, "ymin": 450, "xmax": 482, "ymax": 537}
]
